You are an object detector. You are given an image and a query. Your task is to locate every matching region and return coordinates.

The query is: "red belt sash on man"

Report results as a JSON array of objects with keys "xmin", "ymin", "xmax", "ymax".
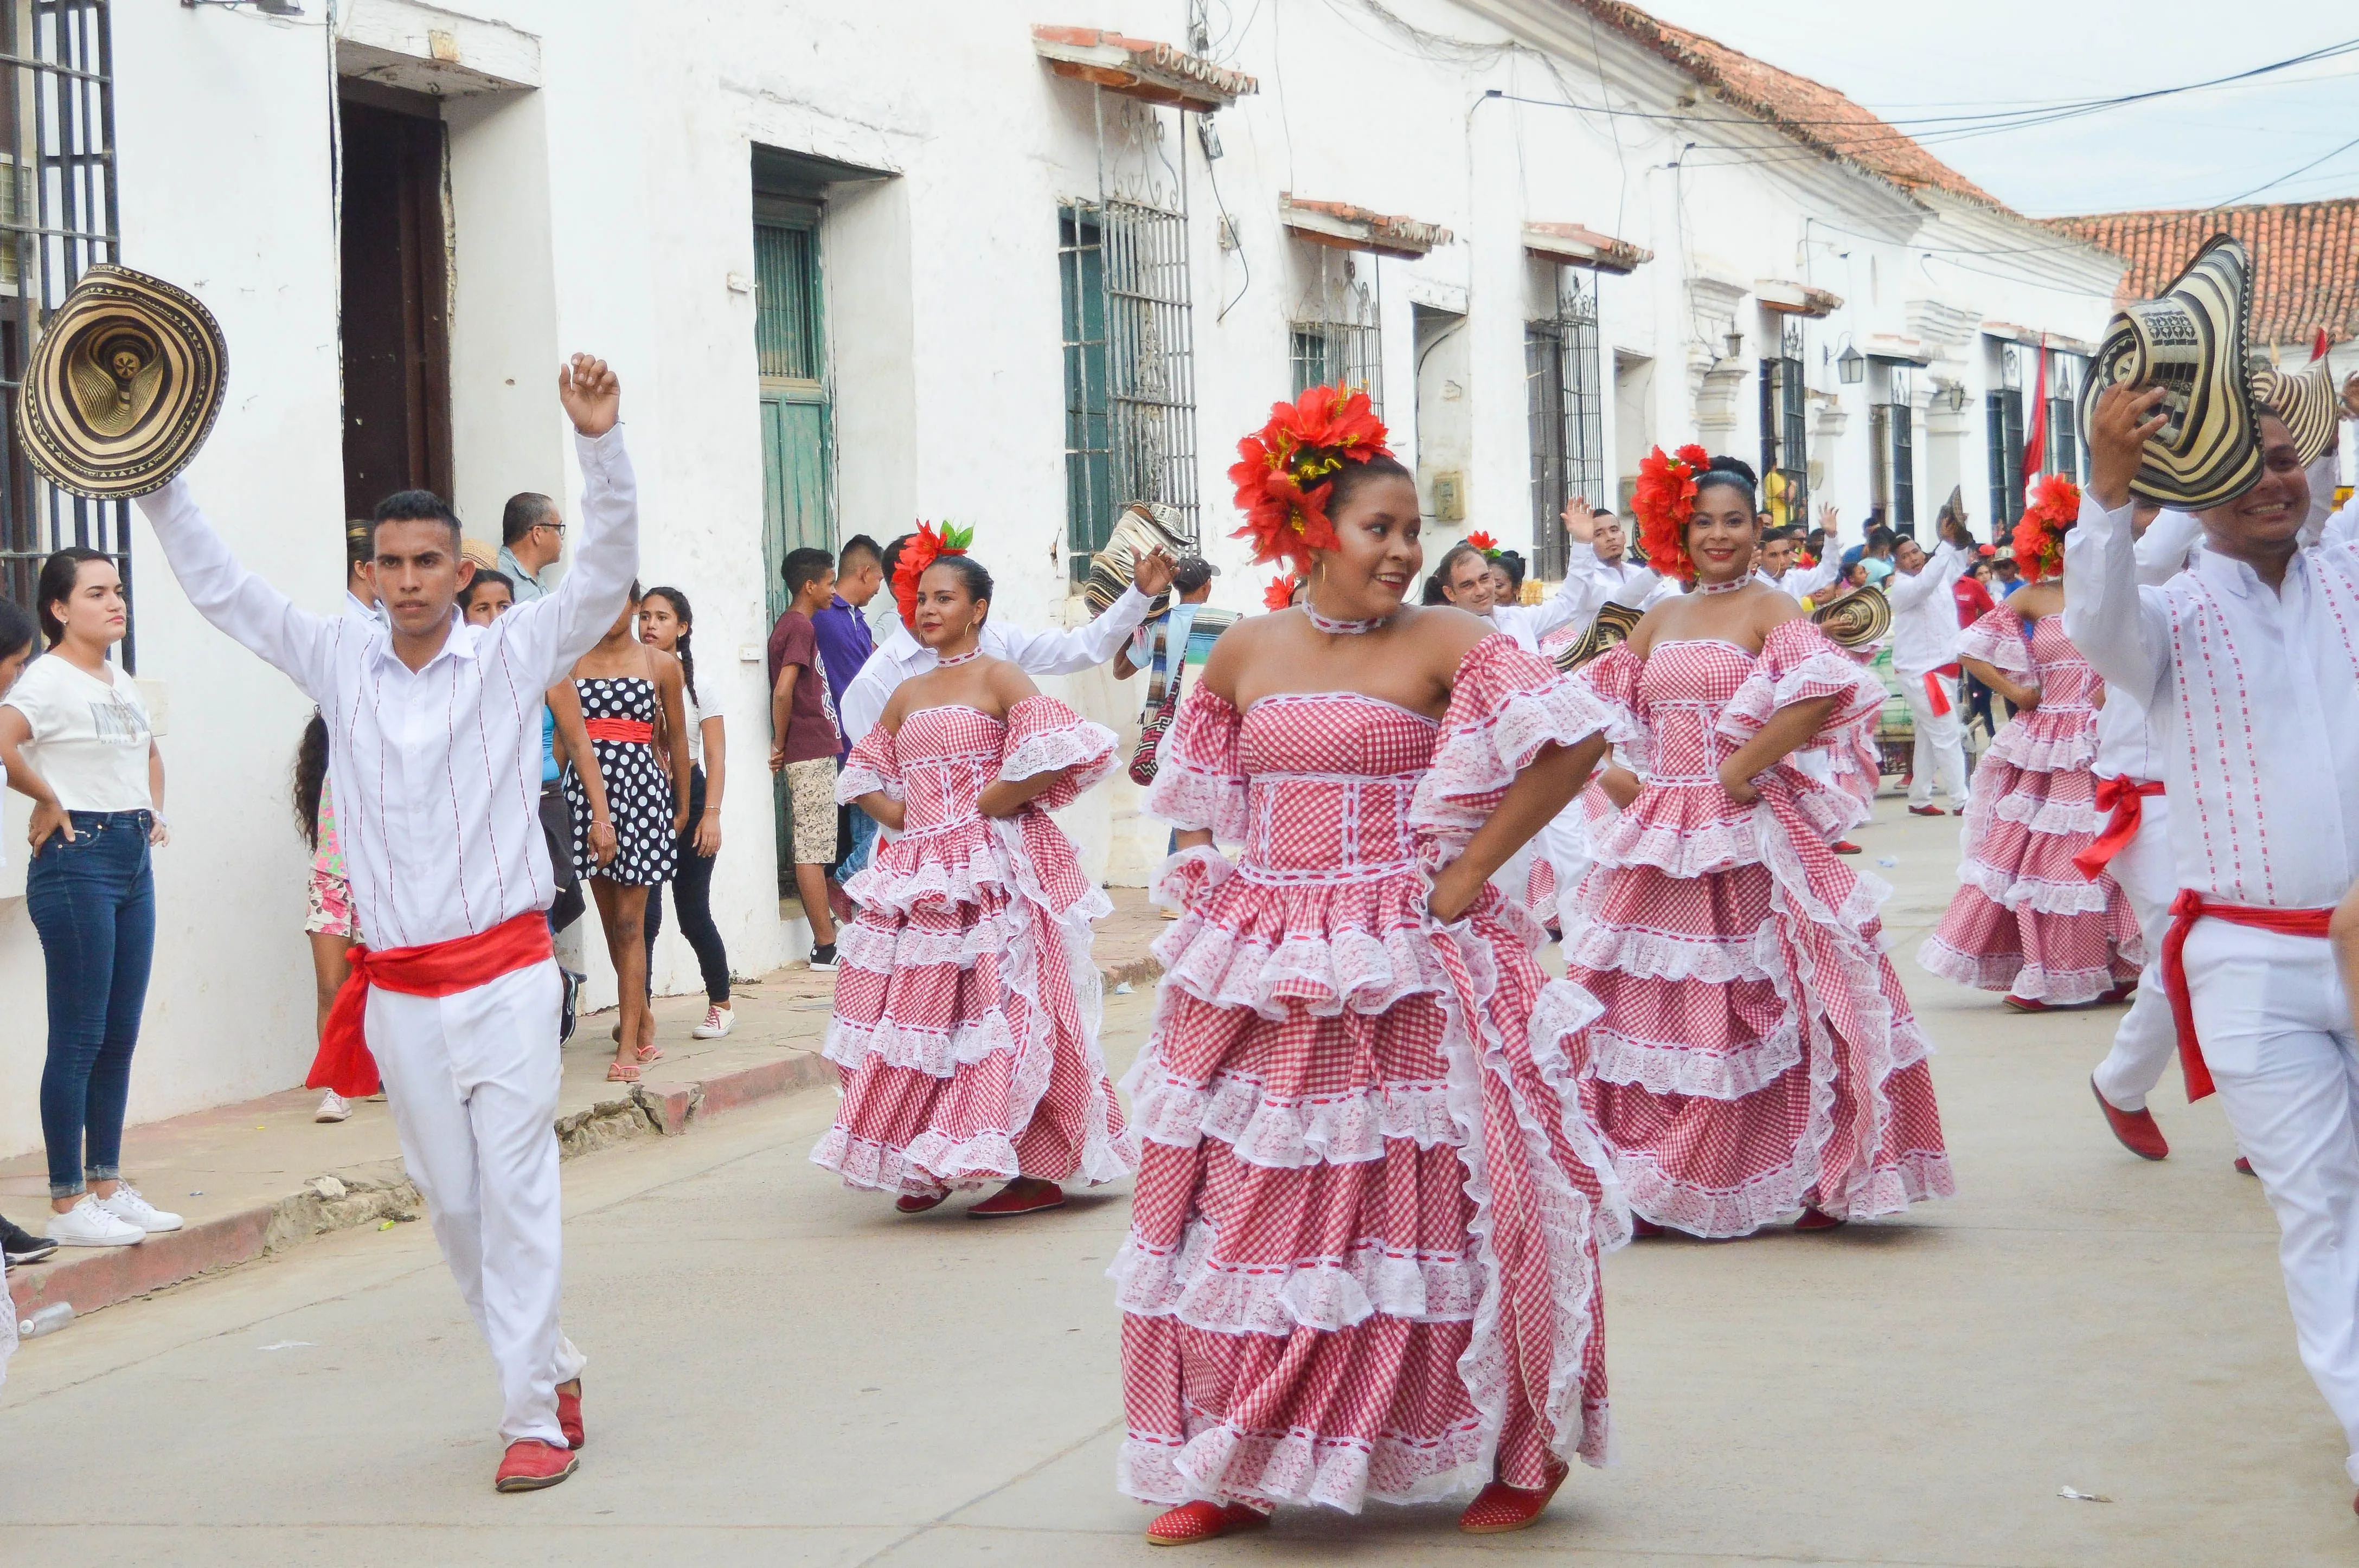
[
  {"xmin": 1922, "ymin": 663, "xmax": 1959, "ymax": 716},
  {"xmin": 2158, "ymin": 892, "xmax": 2334, "ymax": 1103},
  {"xmin": 307, "ymin": 910, "xmax": 555, "ymax": 1097},
  {"xmin": 2073, "ymin": 776, "xmax": 2165, "ymax": 881}
]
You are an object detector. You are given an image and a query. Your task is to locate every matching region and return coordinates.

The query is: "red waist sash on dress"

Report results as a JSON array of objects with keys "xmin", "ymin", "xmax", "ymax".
[
  {"xmin": 307, "ymin": 910, "xmax": 555, "ymax": 1097},
  {"xmin": 584, "ymin": 717, "xmax": 653, "ymax": 743},
  {"xmin": 2159, "ymin": 892, "xmax": 2332, "ymax": 1103},
  {"xmin": 2072, "ymin": 777, "xmax": 2165, "ymax": 880}
]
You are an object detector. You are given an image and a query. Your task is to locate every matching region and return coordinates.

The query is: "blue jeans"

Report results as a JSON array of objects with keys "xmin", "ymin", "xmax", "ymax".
[
  {"xmin": 27, "ymin": 810, "xmax": 156, "ymax": 1198},
  {"xmin": 835, "ymin": 801, "xmax": 879, "ymax": 883}
]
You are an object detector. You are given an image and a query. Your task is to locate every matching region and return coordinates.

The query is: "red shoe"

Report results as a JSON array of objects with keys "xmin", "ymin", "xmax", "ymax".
[
  {"xmin": 1907, "ymin": 804, "xmax": 1947, "ymax": 817},
  {"xmin": 895, "ymin": 1190, "xmax": 949, "ymax": 1214},
  {"xmin": 494, "ymin": 1438, "xmax": 578, "ymax": 1493},
  {"xmin": 2001, "ymin": 994, "xmax": 2050, "ymax": 1013},
  {"xmin": 969, "ymin": 1178, "xmax": 1065, "ymax": 1218},
  {"xmin": 2236, "ymin": 1156, "xmax": 2256, "ymax": 1177},
  {"xmin": 1831, "ymin": 839, "xmax": 1863, "ymax": 854},
  {"xmin": 1459, "ymin": 1461, "xmax": 1569, "ymax": 1533},
  {"xmin": 2095, "ymin": 982, "xmax": 2138, "ymax": 1005},
  {"xmin": 1630, "ymin": 1217, "xmax": 1665, "ymax": 1239},
  {"xmin": 1795, "ymin": 1206, "xmax": 1845, "ymax": 1231},
  {"xmin": 2091, "ymin": 1078, "xmax": 2168, "ymax": 1161},
  {"xmin": 1146, "ymin": 1500, "xmax": 1270, "ymax": 1545},
  {"xmin": 556, "ymin": 1379, "xmax": 585, "ymax": 1449}
]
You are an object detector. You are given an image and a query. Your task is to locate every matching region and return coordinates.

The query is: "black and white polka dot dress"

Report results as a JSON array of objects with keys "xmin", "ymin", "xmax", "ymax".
[{"xmin": 563, "ymin": 676, "xmax": 678, "ymax": 886}]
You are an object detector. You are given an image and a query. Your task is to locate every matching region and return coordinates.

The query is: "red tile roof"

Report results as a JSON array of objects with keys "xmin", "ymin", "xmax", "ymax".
[
  {"xmin": 1565, "ymin": 1, "xmax": 2005, "ymax": 209},
  {"xmin": 2042, "ymin": 201, "xmax": 2359, "ymax": 346}
]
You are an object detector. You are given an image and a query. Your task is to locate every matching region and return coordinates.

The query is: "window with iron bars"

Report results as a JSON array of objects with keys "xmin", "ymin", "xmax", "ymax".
[
  {"xmin": 1059, "ymin": 197, "xmax": 1198, "ymax": 582},
  {"xmin": 1869, "ymin": 369, "xmax": 1915, "ymax": 530},
  {"xmin": 2044, "ymin": 350, "xmax": 2085, "ymax": 483},
  {"xmin": 1525, "ymin": 269, "xmax": 1603, "ymax": 582},
  {"xmin": 0, "ymin": 2, "xmax": 123, "ymax": 661},
  {"xmin": 1289, "ymin": 246, "xmax": 1382, "ymax": 417},
  {"xmin": 1758, "ymin": 346, "xmax": 1807, "ymax": 526}
]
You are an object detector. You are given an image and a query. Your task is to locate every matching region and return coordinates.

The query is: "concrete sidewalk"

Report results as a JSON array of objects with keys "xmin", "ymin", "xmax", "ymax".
[{"xmin": 4, "ymin": 886, "xmax": 1171, "ymax": 1325}]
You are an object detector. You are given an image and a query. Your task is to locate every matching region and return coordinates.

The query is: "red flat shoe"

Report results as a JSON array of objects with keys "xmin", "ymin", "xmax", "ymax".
[
  {"xmin": 2001, "ymin": 994, "xmax": 2049, "ymax": 1013},
  {"xmin": 1831, "ymin": 839, "xmax": 1863, "ymax": 854},
  {"xmin": 494, "ymin": 1438, "xmax": 578, "ymax": 1493},
  {"xmin": 1459, "ymin": 1461, "xmax": 1569, "ymax": 1533},
  {"xmin": 1795, "ymin": 1206, "xmax": 1845, "ymax": 1231},
  {"xmin": 970, "ymin": 1178, "xmax": 1065, "ymax": 1218},
  {"xmin": 556, "ymin": 1379, "xmax": 585, "ymax": 1449},
  {"xmin": 2091, "ymin": 1077, "xmax": 2168, "ymax": 1161},
  {"xmin": 1907, "ymin": 805, "xmax": 1947, "ymax": 817},
  {"xmin": 895, "ymin": 1190, "xmax": 949, "ymax": 1214},
  {"xmin": 1630, "ymin": 1217, "xmax": 1665, "ymax": 1238},
  {"xmin": 1146, "ymin": 1500, "xmax": 1270, "ymax": 1545},
  {"xmin": 2095, "ymin": 982, "xmax": 2137, "ymax": 1006},
  {"xmin": 2236, "ymin": 1156, "xmax": 2256, "ymax": 1177}
]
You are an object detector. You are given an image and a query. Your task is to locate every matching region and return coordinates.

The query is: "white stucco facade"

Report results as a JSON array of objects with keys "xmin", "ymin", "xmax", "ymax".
[{"xmin": 0, "ymin": 0, "xmax": 2126, "ymax": 1158}]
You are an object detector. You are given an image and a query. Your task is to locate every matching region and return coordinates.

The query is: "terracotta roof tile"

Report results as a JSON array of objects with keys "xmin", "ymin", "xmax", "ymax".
[
  {"xmin": 1563, "ymin": 1, "xmax": 2005, "ymax": 209},
  {"xmin": 2042, "ymin": 201, "xmax": 2359, "ymax": 346}
]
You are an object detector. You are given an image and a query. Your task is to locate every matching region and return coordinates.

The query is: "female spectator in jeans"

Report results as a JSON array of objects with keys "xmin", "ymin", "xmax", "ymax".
[
  {"xmin": 639, "ymin": 587, "xmax": 734, "ymax": 1038},
  {"xmin": 0, "ymin": 548, "xmax": 180, "ymax": 1248}
]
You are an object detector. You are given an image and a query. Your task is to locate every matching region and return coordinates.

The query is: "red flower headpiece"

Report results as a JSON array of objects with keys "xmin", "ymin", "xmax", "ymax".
[
  {"xmin": 1228, "ymin": 385, "xmax": 1393, "ymax": 575},
  {"xmin": 893, "ymin": 519, "xmax": 977, "ymax": 629},
  {"xmin": 1465, "ymin": 530, "xmax": 1501, "ymax": 561},
  {"xmin": 2011, "ymin": 475, "xmax": 2080, "ymax": 583},
  {"xmin": 1630, "ymin": 444, "xmax": 1713, "ymax": 581},
  {"xmin": 1262, "ymin": 569, "xmax": 1305, "ymax": 612}
]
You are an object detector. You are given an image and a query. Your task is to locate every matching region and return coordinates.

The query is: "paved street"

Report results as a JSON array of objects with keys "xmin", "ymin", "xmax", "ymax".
[{"xmin": 3, "ymin": 808, "xmax": 2352, "ymax": 1566}]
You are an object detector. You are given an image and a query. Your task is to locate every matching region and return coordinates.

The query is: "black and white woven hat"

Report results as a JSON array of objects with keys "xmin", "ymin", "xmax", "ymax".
[
  {"xmin": 16, "ymin": 264, "xmax": 226, "ymax": 499},
  {"xmin": 2084, "ymin": 235, "xmax": 2259, "ymax": 510}
]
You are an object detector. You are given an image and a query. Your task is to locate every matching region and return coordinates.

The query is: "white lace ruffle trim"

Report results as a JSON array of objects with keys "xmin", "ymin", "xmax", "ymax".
[
  {"xmin": 835, "ymin": 759, "xmax": 902, "ymax": 805},
  {"xmin": 1953, "ymin": 857, "xmax": 2117, "ymax": 916},
  {"xmin": 1125, "ymin": 1064, "xmax": 1462, "ymax": 1166},
  {"xmin": 1915, "ymin": 939, "xmax": 2139, "ymax": 1003},
  {"xmin": 1983, "ymin": 723, "xmax": 2099, "ymax": 774},
  {"xmin": 1985, "ymin": 791, "xmax": 2103, "ymax": 836},
  {"xmin": 1119, "ymin": 1415, "xmax": 1510, "ymax": 1513},
  {"xmin": 1587, "ymin": 1019, "xmax": 1804, "ymax": 1101},
  {"xmin": 1152, "ymin": 904, "xmax": 1439, "ymax": 1021},
  {"xmin": 999, "ymin": 717, "xmax": 1117, "ymax": 787},
  {"xmin": 1112, "ymin": 1221, "xmax": 1481, "ymax": 1332}
]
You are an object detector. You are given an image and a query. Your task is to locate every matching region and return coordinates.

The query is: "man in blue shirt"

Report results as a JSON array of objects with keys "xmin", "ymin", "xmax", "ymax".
[{"xmin": 812, "ymin": 535, "xmax": 883, "ymax": 897}]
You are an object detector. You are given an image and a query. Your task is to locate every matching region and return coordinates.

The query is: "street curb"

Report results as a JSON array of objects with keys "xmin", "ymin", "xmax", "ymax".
[{"xmin": 7, "ymin": 1048, "xmax": 836, "ymax": 1327}]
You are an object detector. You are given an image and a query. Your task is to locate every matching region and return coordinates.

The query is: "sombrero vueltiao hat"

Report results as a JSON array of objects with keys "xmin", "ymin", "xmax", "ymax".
[
  {"xmin": 2249, "ymin": 350, "xmax": 2341, "ymax": 466},
  {"xmin": 1552, "ymin": 600, "xmax": 1643, "ymax": 673},
  {"xmin": 16, "ymin": 263, "xmax": 226, "ymax": 499},
  {"xmin": 2084, "ymin": 235, "xmax": 2259, "ymax": 510},
  {"xmin": 1812, "ymin": 583, "xmax": 1892, "ymax": 650}
]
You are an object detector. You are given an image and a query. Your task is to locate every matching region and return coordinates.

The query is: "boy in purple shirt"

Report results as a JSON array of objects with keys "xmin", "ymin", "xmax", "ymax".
[
  {"xmin": 811, "ymin": 535, "xmax": 883, "ymax": 891},
  {"xmin": 768, "ymin": 548, "xmax": 843, "ymax": 967}
]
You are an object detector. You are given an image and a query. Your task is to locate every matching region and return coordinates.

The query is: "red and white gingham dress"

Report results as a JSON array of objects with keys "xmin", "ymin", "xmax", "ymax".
[
  {"xmin": 1919, "ymin": 609, "xmax": 2144, "ymax": 1003},
  {"xmin": 1118, "ymin": 633, "xmax": 1627, "ymax": 1513},
  {"xmin": 1565, "ymin": 621, "xmax": 1954, "ymax": 1238},
  {"xmin": 812, "ymin": 696, "xmax": 1134, "ymax": 1196}
]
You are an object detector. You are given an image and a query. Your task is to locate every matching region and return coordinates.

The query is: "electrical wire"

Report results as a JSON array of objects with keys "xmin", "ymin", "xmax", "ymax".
[{"xmin": 2216, "ymin": 130, "xmax": 2359, "ymax": 207}]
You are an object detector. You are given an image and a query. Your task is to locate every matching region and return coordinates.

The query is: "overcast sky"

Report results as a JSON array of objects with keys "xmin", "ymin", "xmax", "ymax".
[{"xmin": 1633, "ymin": 0, "xmax": 2359, "ymax": 216}]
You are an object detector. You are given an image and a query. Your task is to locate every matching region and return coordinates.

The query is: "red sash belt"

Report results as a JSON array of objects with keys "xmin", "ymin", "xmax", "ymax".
[
  {"xmin": 1921, "ymin": 670, "xmax": 1953, "ymax": 716},
  {"xmin": 2072, "ymin": 777, "xmax": 2165, "ymax": 880},
  {"xmin": 584, "ymin": 717, "xmax": 653, "ymax": 743},
  {"xmin": 2159, "ymin": 892, "xmax": 2332, "ymax": 1103},
  {"xmin": 307, "ymin": 910, "xmax": 555, "ymax": 1097}
]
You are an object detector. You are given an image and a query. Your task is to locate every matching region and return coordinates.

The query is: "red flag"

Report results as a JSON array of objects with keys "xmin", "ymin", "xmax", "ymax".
[
  {"xmin": 2314, "ymin": 327, "xmax": 2331, "ymax": 362},
  {"xmin": 2020, "ymin": 337, "xmax": 2048, "ymax": 486}
]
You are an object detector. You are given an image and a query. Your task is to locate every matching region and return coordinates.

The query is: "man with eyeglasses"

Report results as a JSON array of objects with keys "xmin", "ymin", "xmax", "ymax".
[{"xmin": 498, "ymin": 492, "xmax": 567, "ymax": 602}]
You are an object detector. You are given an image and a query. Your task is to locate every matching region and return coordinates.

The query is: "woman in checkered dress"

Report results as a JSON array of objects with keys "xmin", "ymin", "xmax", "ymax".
[
  {"xmin": 1561, "ymin": 452, "xmax": 1953, "ymax": 1240},
  {"xmin": 1119, "ymin": 387, "xmax": 1626, "ymax": 1543},
  {"xmin": 813, "ymin": 550, "xmax": 1133, "ymax": 1217}
]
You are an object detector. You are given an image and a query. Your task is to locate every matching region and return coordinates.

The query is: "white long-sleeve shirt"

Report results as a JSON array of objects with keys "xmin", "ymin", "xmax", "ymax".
[
  {"xmin": 837, "ymin": 586, "xmax": 1155, "ymax": 746},
  {"xmin": 1759, "ymin": 557, "xmax": 1840, "ymax": 598},
  {"xmin": 139, "ymin": 426, "xmax": 638, "ymax": 948},
  {"xmin": 2064, "ymin": 490, "xmax": 2359, "ymax": 910},
  {"xmin": 2087, "ymin": 507, "xmax": 2203, "ymax": 782},
  {"xmin": 1888, "ymin": 542, "xmax": 1971, "ymax": 678},
  {"xmin": 1482, "ymin": 543, "xmax": 1620, "ymax": 652}
]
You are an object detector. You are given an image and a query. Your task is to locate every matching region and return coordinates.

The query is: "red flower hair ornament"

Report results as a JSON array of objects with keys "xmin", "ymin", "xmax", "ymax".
[
  {"xmin": 1228, "ymin": 385, "xmax": 1393, "ymax": 576},
  {"xmin": 893, "ymin": 519, "xmax": 977, "ymax": 629},
  {"xmin": 1464, "ymin": 530, "xmax": 1501, "ymax": 561},
  {"xmin": 2011, "ymin": 474, "xmax": 2080, "ymax": 584},
  {"xmin": 1630, "ymin": 444, "xmax": 1714, "ymax": 582},
  {"xmin": 1262, "ymin": 570, "xmax": 1305, "ymax": 612}
]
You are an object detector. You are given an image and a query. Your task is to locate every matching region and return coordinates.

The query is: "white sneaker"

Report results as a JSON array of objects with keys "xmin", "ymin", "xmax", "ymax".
[
  {"xmin": 693, "ymin": 1005, "xmax": 735, "ymax": 1040},
  {"xmin": 46, "ymin": 1193, "xmax": 145, "ymax": 1248},
  {"xmin": 315, "ymin": 1090, "xmax": 352, "ymax": 1123},
  {"xmin": 96, "ymin": 1184, "xmax": 182, "ymax": 1235}
]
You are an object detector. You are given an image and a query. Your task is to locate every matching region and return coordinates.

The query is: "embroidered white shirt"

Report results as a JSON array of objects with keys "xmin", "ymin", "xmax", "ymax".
[
  {"xmin": 837, "ymin": 587, "xmax": 1156, "ymax": 746},
  {"xmin": 139, "ymin": 427, "xmax": 639, "ymax": 947},
  {"xmin": 1887, "ymin": 542, "xmax": 1971, "ymax": 678}
]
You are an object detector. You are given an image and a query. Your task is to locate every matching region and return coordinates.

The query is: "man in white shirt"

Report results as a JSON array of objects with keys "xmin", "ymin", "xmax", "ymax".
[
  {"xmin": 1432, "ymin": 527, "xmax": 1616, "ymax": 654},
  {"xmin": 2068, "ymin": 382, "xmax": 2359, "ymax": 1504},
  {"xmin": 837, "ymin": 548, "xmax": 1177, "ymax": 746},
  {"xmin": 1887, "ymin": 517, "xmax": 1975, "ymax": 815},
  {"xmin": 136, "ymin": 356, "xmax": 633, "ymax": 1495},
  {"xmin": 1757, "ymin": 524, "xmax": 1841, "ymax": 598}
]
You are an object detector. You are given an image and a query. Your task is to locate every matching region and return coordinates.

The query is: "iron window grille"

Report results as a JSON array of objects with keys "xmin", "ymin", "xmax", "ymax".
[
  {"xmin": 1289, "ymin": 244, "xmax": 1381, "ymax": 416},
  {"xmin": 1869, "ymin": 368, "xmax": 1914, "ymax": 530},
  {"xmin": 1758, "ymin": 323, "xmax": 1807, "ymax": 527},
  {"xmin": 2044, "ymin": 350, "xmax": 2084, "ymax": 482},
  {"xmin": 1525, "ymin": 268, "xmax": 1603, "ymax": 581},
  {"xmin": 1059, "ymin": 93, "xmax": 1200, "ymax": 583},
  {"xmin": 1986, "ymin": 341, "xmax": 2026, "ymax": 537},
  {"xmin": 0, "ymin": 1, "xmax": 123, "ymax": 662}
]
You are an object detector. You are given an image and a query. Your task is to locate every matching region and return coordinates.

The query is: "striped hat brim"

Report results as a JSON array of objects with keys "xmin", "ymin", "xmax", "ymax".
[
  {"xmin": 16, "ymin": 264, "xmax": 226, "ymax": 499},
  {"xmin": 2084, "ymin": 235, "xmax": 2259, "ymax": 511}
]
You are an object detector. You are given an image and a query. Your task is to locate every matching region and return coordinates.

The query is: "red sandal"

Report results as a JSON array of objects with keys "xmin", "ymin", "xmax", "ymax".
[
  {"xmin": 1459, "ymin": 1461, "xmax": 1568, "ymax": 1533},
  {"xmin": 969, "ymin": 1178, "xmax": 1065, "ymax": 1218},
  {"xmin": 1795, "ymin": 1206, "xmax": 1845, "ymax": 1231},
  {"xmin": 895, "ymin": 1190, "xmax": 948, "ymax": 1214},
  {"xmin": 1145, "ymin": 1500, "xmax": 1270, "ymax": 1545},
  {"xmin": 605, "ymin": 1061, "xmax": 641, "ymax": 1084}
]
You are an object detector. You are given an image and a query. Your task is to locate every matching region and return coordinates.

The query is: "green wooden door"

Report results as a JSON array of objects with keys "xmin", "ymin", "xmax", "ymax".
[{"xmin": 755, "ymin": 202, "xmax": 833, "ymax": 894}]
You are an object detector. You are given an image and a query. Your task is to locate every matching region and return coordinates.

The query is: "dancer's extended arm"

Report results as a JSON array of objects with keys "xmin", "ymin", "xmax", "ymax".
[{"xmin": 1428, "ymin": 734, "xmax": 1607, "ymax": 921}]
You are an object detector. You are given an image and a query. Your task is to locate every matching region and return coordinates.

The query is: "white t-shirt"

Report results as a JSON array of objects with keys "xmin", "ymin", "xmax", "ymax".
[
  {"xmin": 681, "ymin": 685, "xmax": 705, "ymax": 768},
  {"xmin": 0, "ymin": 653, "xmax": 154, "ymax": 812}
]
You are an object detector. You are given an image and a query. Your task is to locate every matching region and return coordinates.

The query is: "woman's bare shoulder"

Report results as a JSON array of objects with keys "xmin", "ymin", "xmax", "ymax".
[{"xmin": 980, "ymin": 656, "xmax": 1040, "ymax": 703}]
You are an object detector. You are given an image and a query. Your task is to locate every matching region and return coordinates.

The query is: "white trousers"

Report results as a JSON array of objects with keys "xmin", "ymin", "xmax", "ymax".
[
  {"xmin": 2184, "ymin": 920, "xmax": 2359, "ymax": 1482},
  {"xmin": 1902, "ymin": 670, "xmax": 1969, "ymax": 809},
  {"xmin": 2091, "ymin": 794, "xmax": 2178, "ymax": 1112},
  {"xmin": 367, "ymin": 957, "xmax": 585, "ymax": 1447}
]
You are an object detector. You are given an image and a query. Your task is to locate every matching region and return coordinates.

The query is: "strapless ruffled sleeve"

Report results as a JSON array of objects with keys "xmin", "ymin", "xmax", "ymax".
[
  {"xmin": 836, "ymin": 722, "xmax": 901, "ymax": 805},
  {"xmin": 1956, "ymin": 607, "xmax": 2034, "ymax": 676},
  {"xmin": 1715, "ymin": 619, "xmax": 1887, "ymax": 818},
  {"xmin": 1001, "ymin": 695, "xmax": 1118, "ymax": 809},
  {"xmin": 1145, "ymin": 682, "xmax": 1249, "ymax": 841},
  {"xmin": 1573, "ymin": 643, "xmax": 1648, "ymax": 751},
  {"xmin": 1412, "ymin": 632, "xmax": 1610, "ymax": 849}
]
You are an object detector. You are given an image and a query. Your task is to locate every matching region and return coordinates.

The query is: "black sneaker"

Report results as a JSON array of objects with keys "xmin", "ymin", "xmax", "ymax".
[
  {"xmin": 2, "ymin": 1214, "xmax": 60, "ymax": 1266},
  {"xmin": 809, "ymin": 943, "xmax": 838, "ymax": 972},
  {"xmin": 559, "ymin": 967, "xmax": 587, "ymax": 1045}
]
